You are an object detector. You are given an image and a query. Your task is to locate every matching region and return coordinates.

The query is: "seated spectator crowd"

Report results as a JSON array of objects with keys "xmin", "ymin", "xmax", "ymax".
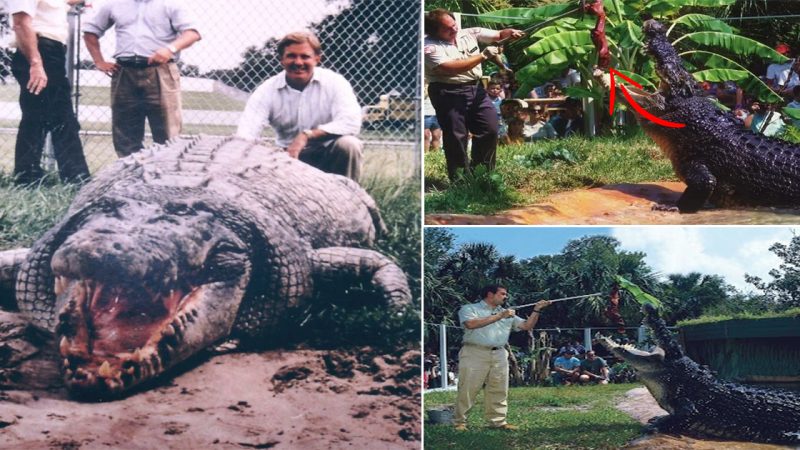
[{"xmin": 551, "ymin": 345, "xmax": 610, "ymax": 386}]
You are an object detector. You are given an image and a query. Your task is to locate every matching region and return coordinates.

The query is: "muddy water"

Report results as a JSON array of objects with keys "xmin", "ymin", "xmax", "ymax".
[
  {"xmin": 426, "ymin": 182, "xmax": 800, "ymax": 225},
  {"xmin": 618, "ymin": 388, "xmax": 796, "ymax": 450}
]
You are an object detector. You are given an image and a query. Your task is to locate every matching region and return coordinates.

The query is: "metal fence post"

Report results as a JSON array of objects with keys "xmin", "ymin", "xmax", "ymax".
[
  {"xmin": 439, "ymin": 324, "xmax": 448, "ymax": 389},
  {"xmin": 584, "ymin": 327, "xmax": 592, "ymax": 352}
]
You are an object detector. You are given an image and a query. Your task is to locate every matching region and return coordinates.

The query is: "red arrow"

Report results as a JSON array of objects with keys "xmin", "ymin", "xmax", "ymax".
[{"xmin": 609, "ymin": 68, "xmax": 686, "ymax": 129}]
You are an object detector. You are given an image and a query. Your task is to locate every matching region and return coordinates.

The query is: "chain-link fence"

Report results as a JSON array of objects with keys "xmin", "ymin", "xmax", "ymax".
[{"xmin": 0, "ymin": 0, "xmax": 421, "ymax": 180}]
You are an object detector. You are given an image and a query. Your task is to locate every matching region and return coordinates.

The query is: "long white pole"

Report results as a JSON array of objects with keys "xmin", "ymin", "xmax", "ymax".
[{"xmin": 509, "ymin": 292, "xmax": 602, "ymax": 309}]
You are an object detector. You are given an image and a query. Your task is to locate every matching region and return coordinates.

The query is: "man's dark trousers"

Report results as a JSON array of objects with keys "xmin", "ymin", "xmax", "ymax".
[
  {"xmin": 428, "ymin": 82, "xmax": 498, "ymax": 181},
  {"xmin": 11, "ymin": 37, "xmax": 90, "ymax": 185}
]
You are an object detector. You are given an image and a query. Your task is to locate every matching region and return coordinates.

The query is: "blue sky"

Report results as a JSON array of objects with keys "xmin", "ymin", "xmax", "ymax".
[{"xmin": 442, "ymin": 226, "xmax": 796, "ymax": 292}]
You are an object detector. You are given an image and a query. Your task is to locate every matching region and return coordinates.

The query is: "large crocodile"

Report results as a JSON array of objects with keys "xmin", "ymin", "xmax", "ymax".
[
  {"xmin": 618, "ymin": 19, "xmax": 800, "ymax": 212},
  {"xmin": 599, "ymin": 304, "xmax": 800, "ymax": 444},
  {"xmin": 0, "ymin": 136, "xmax": 411, "ymax": 397}
]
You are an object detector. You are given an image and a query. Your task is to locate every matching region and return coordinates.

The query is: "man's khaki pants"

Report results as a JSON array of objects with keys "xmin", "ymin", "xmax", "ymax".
[
  {"xmin": 111, "ymin": 63, "xmax": 182, "ymax": 157},
  {"xmin": 453, "ymin": 344, "xmax": 509, "ymax": 427}
]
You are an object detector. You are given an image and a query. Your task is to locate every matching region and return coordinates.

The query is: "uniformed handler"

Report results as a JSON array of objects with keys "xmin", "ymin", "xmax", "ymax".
[
  {"xmin": 453, "ymin": 285, "xmax": 551, "ymax": 431},
  {"xmin": 424, "ymin": 9, "xmax": 523, "ymax": 181}
]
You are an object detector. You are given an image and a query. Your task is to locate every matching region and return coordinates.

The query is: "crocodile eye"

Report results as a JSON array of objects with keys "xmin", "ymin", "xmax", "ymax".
[{"xmin": 204, "ymin": 242, "xmax": 247, "ymax": 282}]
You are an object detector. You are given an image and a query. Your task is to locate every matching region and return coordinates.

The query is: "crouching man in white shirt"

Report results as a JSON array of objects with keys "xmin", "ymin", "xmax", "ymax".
[{"xmin": 236, "ymin": 31, "xmax": 363, "ymax": 182}]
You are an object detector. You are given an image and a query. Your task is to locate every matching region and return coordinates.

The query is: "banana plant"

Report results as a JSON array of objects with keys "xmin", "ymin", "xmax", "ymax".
[{"xmin": 476, "ymin": 0, "xmax": 788, "ymax": 106}]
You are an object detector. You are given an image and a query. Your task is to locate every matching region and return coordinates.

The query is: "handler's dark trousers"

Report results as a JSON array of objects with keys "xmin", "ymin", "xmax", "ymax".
[
  {"xmin": 428, "ymin": 82, "xmax": 498, "ymax": 181},
  {"xmin": 11, "ymin": 37, "xmax": 90, "ymax": 185}
]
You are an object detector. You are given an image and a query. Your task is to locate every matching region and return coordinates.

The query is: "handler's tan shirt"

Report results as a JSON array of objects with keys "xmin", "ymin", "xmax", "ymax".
[
  {"xmin": 458, "ymin": 300, "xmax": 525, "ymax": 348},
  {"xmin": 424, "ymin": 27, "xmax": 499, "ymax": 84}
]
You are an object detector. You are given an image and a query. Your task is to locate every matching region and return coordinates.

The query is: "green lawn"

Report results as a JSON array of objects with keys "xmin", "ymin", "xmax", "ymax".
[
  {"xmin": 424, "ymin": 384, "xmax": 644, "ymax": 449},
  {"xmin": 0, "ymin": 84, "xmax": 246, "ymax": 111},
  {"xmin": 424, "ymin": 132, "xmax": 676, "ymax": 215}
]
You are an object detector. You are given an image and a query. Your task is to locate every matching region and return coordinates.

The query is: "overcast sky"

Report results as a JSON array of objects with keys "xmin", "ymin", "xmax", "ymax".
[
  {"xmin": 78, "ymin": 0, "xmax": 350, "ymax": 71},
  {"xmin": 446, "ymin": 226, "xmax": 795, "ymax": 293}
]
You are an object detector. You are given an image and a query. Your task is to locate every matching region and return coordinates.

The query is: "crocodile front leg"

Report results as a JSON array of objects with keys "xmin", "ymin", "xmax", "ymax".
[
  {"xmin": 675, "ymin": 159, "xmax": 717, "ymax": 213},
  {"xmin": 310, "ymin": 247, "xmax": 411, "ymax": 308},
  {"xmin": 646, "ymin": 397, "xmax": 699, "ymax": 434}
]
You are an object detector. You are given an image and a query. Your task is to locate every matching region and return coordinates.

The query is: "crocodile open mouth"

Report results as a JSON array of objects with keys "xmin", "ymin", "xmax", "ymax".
[{"xmin": 55, "ymin": 276, "xmax": 204, "ymax": 395}]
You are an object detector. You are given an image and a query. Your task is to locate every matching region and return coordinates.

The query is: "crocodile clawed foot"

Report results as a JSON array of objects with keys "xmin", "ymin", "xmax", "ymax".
[
  {"xmin": 211, "ymin": 339, "xmax": 241, "ymax": 355},
  {"xmin": 651, "ymin": 203, "xmax": 680, "ymax": 212}
]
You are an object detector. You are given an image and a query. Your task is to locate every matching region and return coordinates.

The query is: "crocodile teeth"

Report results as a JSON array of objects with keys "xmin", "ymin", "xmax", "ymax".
[
  {"xmin": 131, "ymin": 348, "xmax": 143, "ymax": 362},
  {"xmin": 59, "ymin": 337, "xmax": 69, "ymax": 355},
  {"xmin": 162, "ymin": 325, "xmax": 175, "ymax": 337},
  {"xmin": 98, "ymin": 360, "xmax": 113, "ymax": 378},
  {"xmin": 54, "ymin": 276, "xmax": 65, "ymax": 296},
  {"xmin": 65, "ymin": 369, "xmax": 73, "ymax": 379},
  {"xmin": 63, "ymin": 358, "xmax": 70, "ymax": 368}
]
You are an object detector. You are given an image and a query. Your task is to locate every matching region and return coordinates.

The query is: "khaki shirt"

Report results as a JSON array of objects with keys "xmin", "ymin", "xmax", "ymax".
[
  {"xmin": 424, "ymin": 28, "xmax": 499, "ymax": 84},
  {"xmin": 458, "ymin": 300, "xmax": 525, "ymax": 348}
]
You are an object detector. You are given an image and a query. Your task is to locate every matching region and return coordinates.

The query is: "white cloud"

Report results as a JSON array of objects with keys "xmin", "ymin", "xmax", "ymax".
[{"xmin": 612, "ymin": 227, "xmax": 793, "ymax": 292}]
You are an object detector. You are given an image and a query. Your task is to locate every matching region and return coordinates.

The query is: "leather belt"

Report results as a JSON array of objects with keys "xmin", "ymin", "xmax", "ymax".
[
  {"xmin": 429, "ymin": 80, "xmax": 481, "ymax": 88},
  {"xmin": 464, "ymin": 343, "xmax": 503, "ymax": 351},
  {"xmin": 116, "ymin": 56, "xmax": 174, "ymax": 68}
]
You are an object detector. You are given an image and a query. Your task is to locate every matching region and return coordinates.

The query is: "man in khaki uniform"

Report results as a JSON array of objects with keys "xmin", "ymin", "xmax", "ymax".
[{"xmin": 454, "ymin": 285, "xmax": 550, "ymax": 430}]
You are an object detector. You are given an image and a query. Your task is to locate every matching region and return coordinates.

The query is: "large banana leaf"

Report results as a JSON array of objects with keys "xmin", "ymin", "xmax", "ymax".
[
  {"xmin": 613, "ymin": 20, "xmax": 644, "ymax": 48},
  {"xmin": 613, "ymin": 68, "xmax": 657, "ymax": 90},
  {"xmin": 477, "ymin": 4, "xmax": 578, "ymax": 24},
  {"xmin": 564, "ymin": 86, "xmax": 604, "ymax": 101},
  {"xmin": 783, "ymin": 108, "xmax": 800, "ymax": 121},
  {"xmin": 674, "ymin": 32, "xmax": 790, "ymax": 63},
  {"xmin": 615, "ymin": 275, "xmax": 663, "ymax": 309},
  {"xmin": 646, "ymin": 0, "xmax": 737, "ymax": 16},
  {"xmin": 692, "ymin": 68, "xmax": 783, "ymax": 104},
  {"xmin": 525, "ymin": 31, "xmax": 620, "ymax": 58},
  {"xmin": 667, "ymin": 14, "xmax": 737, "ymax": 35},
  {"xmin": 681, "ymin": 50, "xmax": 746, "ymax": 70}
]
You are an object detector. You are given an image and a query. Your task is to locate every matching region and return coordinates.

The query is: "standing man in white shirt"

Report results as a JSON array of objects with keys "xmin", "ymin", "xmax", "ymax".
[
  {"xmin": 83, "ymin": 0, "xmax": 201, "ymax": 157},
  {"xmin": 8, "ymin": 0, "xmax": 90, "ymax": 185},
  {"xmin": 236, "ymin": 31, "xmax": 363, "ymax": 182},
  {"xmin": 453, "ymin": 285, "xmax": 551, "ymax": 431},
  {"xmin": 766, "ymin": 43, "xmax": 799, "ymax": 98}
]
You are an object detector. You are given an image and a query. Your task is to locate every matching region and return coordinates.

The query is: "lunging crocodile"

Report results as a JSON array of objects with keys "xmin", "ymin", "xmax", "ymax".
[
  {"xmin": 1, "ymin": 136, "xmax": 411, "ymax": 397},
  {"xmin": 599, "ymin": 304, "xmax": 800, "ymax": 444},
  {"xmin": 619, "ymin": 19, "xmax": 800, "ymax": 212}
]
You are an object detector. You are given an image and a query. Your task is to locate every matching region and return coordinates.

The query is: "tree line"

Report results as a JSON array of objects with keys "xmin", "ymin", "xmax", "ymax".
[{"xmin": 424, "ymin": 228, "xmax": 800, "ymax": 330}]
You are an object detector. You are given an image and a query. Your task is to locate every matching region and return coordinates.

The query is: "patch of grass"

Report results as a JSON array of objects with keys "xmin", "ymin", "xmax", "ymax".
[
  {"xmin": 0, "ymin": 174, "xmax": 77, "ymax": 250},
  {"xmin": 424, "ymin": 384, "xmax": 644, "ymax": 449},
  {"xmin": 424, "ymin": 133, "xmax": 676, "ymax": 214},
  {"xmin": 677, "ymin": 308, "xmax": 800, "ymax": 327},
  {"xmin": 425, "ymin": 165, "xmax": 522, "ymax": 215}
]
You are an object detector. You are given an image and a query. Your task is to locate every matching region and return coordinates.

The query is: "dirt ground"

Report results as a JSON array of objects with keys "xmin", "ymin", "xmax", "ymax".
[
  {"xmin": 0, "ymin": 346, "xmax": 420, "ymax": 450},
  {"xmin": 426, "ymin": 182, "xmax": 800, "ymax": 225}
]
